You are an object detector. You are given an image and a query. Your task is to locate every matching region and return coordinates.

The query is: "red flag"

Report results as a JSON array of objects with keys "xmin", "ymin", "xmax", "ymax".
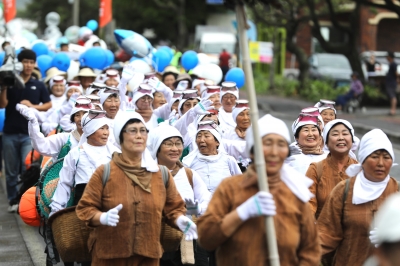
[
  {"xmin": 3, "ymin": 0, "xmax": 16, "ymax": 23},
  {"xmin": 99, "ymin": 0, "xmax": 112, "ymax": 28}
]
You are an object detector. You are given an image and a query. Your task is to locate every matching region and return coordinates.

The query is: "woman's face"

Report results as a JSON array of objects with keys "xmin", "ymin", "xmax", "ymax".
[
  {"xmin": 163, "ymin": 74, "xmax": 176, "ymax": 90},
  {"xmin": 296, "ymin": 125, "xmax": 320, "ymax": 148},
  {"xmin": 121, "ymin": 122, "xmax": 148, "ymax": 154},
  {"xmin": 105, "ymin": 78, "xmax": 119, "ymax": 87},
  {"xmin": 327, "ymin": 124, "xmax": 352, "ymax": 155},
  {"xmin": 236, "ymin": 109, "xmax": 251, "ymax": 129},
  {"xmin": 136, "ymin": 95, "xmax": 153, "ymax": 110},
  {"xmin": 261, "ymin": 133, "xmax": 289, "ymax": 177},
  {"xmin": 321, "ymin": 109, "xmax": 335, "ymax": 125},
  {"xmin": 51, "ymin": 83, "xmax": 65, "ymax": 97},
  {"xmin": 196, "ymin": 130, "xmax": 218, "ymax": 156},
  {"xmin": 87, "ymin": 124, "xmax": 109, "ymax": 146},
  {"xmin": 363, "ymin": 150, "xmax": 393, "ymax": 182},
  {"xmin": 208, "ymin": 93, "xmax": 221, "ymax": 109},
  {"xmin": 66, "ymin": 88, "xmax": 81, "ymax": 100},
  {"xmin": 221, "ymin": 94, "xmax": 236, "ymax": 112},
  {"xmin": 157, "ymin": 137, "xmax": 183, "ymax": 165},
  {"xmin": 103, "ymin": 95, "xmax": 120, "ymax": 119},
  {"xmin": 153, "ymin": 92, "xmax": 167, "ymax": 109},
  {"xmin": 182, "ymin": 99, "xmax": 199, "ymax": 115},
  {"xmin": 73, "ymin": 110, "xmax": 86, "ymax": 131},
  {"xmin": 80, "ymin": 77, "xmax": 95, "ymax": 89},
  {"xmin": 171, "ymin": 100, "xmax": 179, "ymax": 112}
]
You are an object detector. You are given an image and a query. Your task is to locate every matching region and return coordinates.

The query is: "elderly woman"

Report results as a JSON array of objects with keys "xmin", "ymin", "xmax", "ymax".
[
  {"xmin": 147, "ymin": 124, "xmax": 211, "ymax": 266},
  {"xmin": 218, "ymin": 82, "xmax": 239, "ymax": 132},
  {"xmin": 317, "ymin": 129, "xmax": 398, "ymax": 266},
  {"xmin": 201, "ymin": 86, "xmax": 221, "ymax": 110},
  {"xmin": 182, "ymin": 120, "xmax": 242, "ymax": 194},
  {"xmin": 286, "ymin": 113, "xmax": 327, "ymax": 175},
  {"xmin": 76, "ymin": 111, "xmax": 196, "ymax": 265},
  {"xmin": 314, "ymin": 99, "xmax": 336, "ymax": 125},
  {"xmin": 48, "ymin": 75, "xmax": 67, "ymax": 107},
  {"xmin": 197, "ymin": 114, "xmax": 320, "ymax": 265},
  {"xmin": 152, "ymin": 91, "xmax": 167, "ymax": 109}
]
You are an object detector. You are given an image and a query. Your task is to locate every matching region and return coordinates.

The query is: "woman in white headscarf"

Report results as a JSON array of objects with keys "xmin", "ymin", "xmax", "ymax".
[
  {"xmin": 218, "ymin": 82, "xmax": 239, "ymax": 132},
  {"xmin": 99, "ymin": 86, "xmax": 121, "ymax": 146},
  {"xmin": 197, "ymin": 114, "xmax": 320, "ymax": 265},
  {"xmin": 147, "ymin": 124, "xmax": 211, "ymax": 265},
  {"xmin": 95, "ymin": 69, "xmax": 120, "ymax": 87},
  {"xmin": 201, "ymin": 85, "xmax": 221, "ymax": 110},
  {"xmin": 182, "ymin": 120, "xmax": 242, "ymax": 194},
  {"xmin": 317, "ymin": 129, "xmax": 398, "ymax": 266},
  {"xmin": 49, "ymin": 109, "xmax": 120, "ymax": 216},
  {"xmin": 48, "ymin": 76, "xmax": 67, "ymax": 107}
]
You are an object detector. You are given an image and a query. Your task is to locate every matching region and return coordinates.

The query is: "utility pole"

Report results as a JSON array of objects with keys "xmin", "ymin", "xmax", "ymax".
[{"xmin": 73, "ymin": 0, "xmax": 80, "ymax": 26}]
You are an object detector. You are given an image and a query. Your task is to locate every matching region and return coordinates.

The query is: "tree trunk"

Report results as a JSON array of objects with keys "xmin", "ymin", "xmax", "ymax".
[{"xmin": 269, "ymin": 25, "xmax": 277, "ymax": 90}]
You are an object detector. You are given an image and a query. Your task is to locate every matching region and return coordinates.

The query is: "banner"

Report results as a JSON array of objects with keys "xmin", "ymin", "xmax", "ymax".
[
  {"xmin": 249, "ymin": 41, "xmax": 273, "ymax": 64},
  {"xmin": 99, "ymin": 0, "xmax": 112, "ymax": 28},
  {"xmin": 3, "ymin": 0, "xmax": 16, "ymax": 23}
]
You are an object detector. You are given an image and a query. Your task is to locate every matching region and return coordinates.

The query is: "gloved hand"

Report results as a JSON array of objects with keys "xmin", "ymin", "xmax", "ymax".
[
  {"xmin": 168, "ymin": 109, "xmax": 179, "ymax": 125},
  {"xmin": 121, "ymin": 63, "xmax": 136, "ymax": 84},
  {"xmin": 176, "ymin": 215, "xmax": 198, "ymax": 241},
  {"xmin": 16, "ymin": 104, "xmax": 37, "ymax": 122},
  {"xmin": 185, "ymin": 199, "xmax": 199, "ymax": 216},
  {"xmin": 236, "ymin": 191, "xmax": 276, "ymax": 221},
  {"xmin": 369, "ymin": 227, "xmax": 379, "ymax": 248},
  {"xmin": 147, "ymin": 77, "xmax": 168, "ymax": 92},
  {"xmin": 100, "ymin": 204, "xmax": 123, "ymax": 227},
  {"xmin": 193, "ymin": 99, "xmax": 214, "ymax": 116}
]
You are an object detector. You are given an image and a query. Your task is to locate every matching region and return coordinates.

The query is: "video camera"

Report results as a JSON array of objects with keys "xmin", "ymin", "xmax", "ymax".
[{"xmin": 0, "ymin": 46, "xmax": 24, "ymax": 89}]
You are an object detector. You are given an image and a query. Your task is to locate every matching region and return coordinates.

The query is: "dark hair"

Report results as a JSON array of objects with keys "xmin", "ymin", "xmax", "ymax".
[
  {"xmin": 388, "ymin": 51, "xmax": 395, "ymax": 59},
  {"xmin": 180, "ymin": 98, "xmax": 200, "ymax": 112},
  {"xmin": 156, "ymin": 136, "xmax": 184, "ymax": 156},
  {"xmin": 162, "ymin": 72, "xmax": 177, "ymax": 81},
  {"xmin": 60, "ymin": 43, "xmax": 68, "ymax": 48},
  {"xmin": 1, "ymin": 41, "xmax": 10, "ymax": 50},
  {"xmin": 294, "ymin": 125, "xmax": 321, "ymax": 139},
  {"xmin": 119, "ymin": 119, "xmax": 148, "ymax": 144},
  {"xmin": 325, "ymin": 122, "xmax": 354, "ymax": 145},
  {"xmin": 17, "ymin": 49, "xmax": 37, "ymax": 62}
]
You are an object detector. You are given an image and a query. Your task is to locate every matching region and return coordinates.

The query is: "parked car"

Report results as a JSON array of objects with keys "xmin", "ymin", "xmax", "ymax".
[
  {"xmin": 360, "ymin": 51, "xmax": 400, "ymax": 79},
  {"xmin": 308, "ymin": 53, "xmax": 352, "ymax": 87}
]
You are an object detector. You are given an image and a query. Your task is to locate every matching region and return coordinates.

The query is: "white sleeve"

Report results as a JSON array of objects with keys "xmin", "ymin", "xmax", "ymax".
[
  {"xmin": 59, "ymin": 114, "xmax": 76, "ymax": 132},
  {"xmin": 153, "ymin": 101, "xmax": 172, "ymax": 120},
  {"xmin": 222, "ymin": 139, "xmax": 247, "ymax": 159},
  {"xmin": 29, "ymin": 120, "xmax": 69, "ymax": 157},
  {"xmin": 173, "ymin": 109, "xmax": 197, "ymax": 137},
  {"xmin": 118, "ymin": 81, "xmax": 128, "ymax": 110},
  {"xmin": 158, "ymin": 85, "xmax": 173, "ymax": 104},
  {"xmin": 228, "ymin": 156, "xmax": 242, "ymax": 176},
  {"xmin": 58, "ymin": 103, "xmax": 73, "ymax": 118},
  {"xmin": 50, "ymin": 150, "xmax": 78, "ymax": 212},
  {"xmin": 192, "ymin": 170, "xmax": 211, "ymax": 215}
]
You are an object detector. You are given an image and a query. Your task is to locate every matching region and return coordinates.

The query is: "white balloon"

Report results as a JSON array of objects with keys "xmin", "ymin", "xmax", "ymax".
[
  {"xmin": 84, "ymin": 35, "xmax": 107, "ymax": 49},
  {"xmin": 191, "ymin": 64, "xmax": 206, "ymax": 77},
  {"xmin": 128, "ymin": 72, "xmax": 145, "ymax": 92},
  {"xmin": 67, "ymin": 60, "xmax": 80, "ymax": 81},
  {"xmin": 197, "ymin": 53, "xmax": 211, "ymax": 65},
  {"xmin": 65, "ymin": 26, "xmax": 80, "ymax": 43},
  {"xmin": 128, "ymin": 60, "xmax": 152, "ymax": 74},
  {"xmin": 45, "ymin": 12, "xmax": 60, "ymax": 27},
  {"xmin": 202, "ymin": 63, "xmax": 223, "ymax": 84}
]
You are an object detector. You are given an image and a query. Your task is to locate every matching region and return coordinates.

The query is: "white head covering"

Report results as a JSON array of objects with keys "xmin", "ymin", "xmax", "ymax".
[
  {"xmin": 81, "ymin": 112, "xmax": 109, "ymax": 138},
  {"xmin": 95, "ymin": 69, "xmax": 121, "ymax": 84},
  {"xmin": 99, "ymin": 89, "xmax": 119, "ymax": 105},
  {"xmin": 147, "ymin": 124, "xmax": 183, "ymax": 160},
  {"xmin": 322, "ymin": 119, "xmax": 355, "ymax": 148},
  {"xmin": 131, "ymin": 83, "xmax": 154, "ymax": 105},
  {"xmin": 65, "ymin": 84, "xmax": 83, "ymax": 96},
  {"xmin": 201, "ymin": 86, "xmax": 220, "ymax": 100},
  {"xmin": 232, "ymin": 106, "xmax": 249, "ymax": 123},
  {"xmin": 372, "ymin": 193, "xmax": 400, "ymax": 244},
  {"xmin": 69, "ymin": 96, "xmax": 92, "ymax": 122},
  {"xmin": 245, "ymin": 114, "xmax": 313, "ymax": 203},
  {"xmin": 220, "ymin": 89, "xmax": 239, "ymax": 103},
  {"xmin": 346, "ymin": 129, "xmax": 396, "ymax": 177},
  {"xmin": 192, "ymin": 78, "xmax": 205, "ymax": 89},
  {"xmin": 113, "ymin": 111, "xmax": 159, "ymax": 172},
  {"xmin": 314, "ymin": 100, "xmax": 337, "ymax": 114},
  {"xmin": 177, "ymin": 90, "xmax": 200, "ymax": 116},
  {"xmin": 292, "ymin": 116, "xmax": 321, "ymax": 137},
  {"xmin": 49, "ymin": 76, "xmax": 66, "ymax": 89}
]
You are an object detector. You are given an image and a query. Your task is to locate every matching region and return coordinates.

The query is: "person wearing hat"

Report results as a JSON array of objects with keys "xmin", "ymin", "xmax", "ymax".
[
  {"xmin": 162, "ymin": 66, "xmax": 179, "ymax": 90},
  {"xmin": 173, "ymin": 73, "xmax": 192, "ymax": 90},
  {"xmin": 76, "ymin": 111, "xmax": 194, "ymax": 265},
  {"xmin": 197, "ymin": 114, "xmax": 320, "ymax": 266},
  {"xmin": 95, "ymin": 69, "xmax": 120, "ymax": 87},
  {"xmin": 218, "ymin": 81, "xmax": 239, "ymax": 132},
  {"xmin": 75, "ymin": 67, "xmax": 97, "ymax": 92},
  {"xmin": 336, "ymin": 72, "xmax": 364, "ymax": 111},
  {"xmin": 317, "ymin": 129, "xmax": 398, "ymax": 266},
  {"xmin": 44, "ymin": 67, "xmax": 68, "ymax": 84},
  {"xmin": 0, "ymin": 48, "xmax": 52, "ymax": 212}
]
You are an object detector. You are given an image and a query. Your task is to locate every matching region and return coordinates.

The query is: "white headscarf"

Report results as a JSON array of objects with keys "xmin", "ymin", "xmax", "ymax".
[
  {"xmin": 177, "ymin": 96, "xmax": 200, "ymax": 117},
  {"xmin": 246, "ymin": 114, "xmax": 313, "ymax": 203},
  {"xmin": 232, "ymin": 106, "xmax": 249, "ymax": 123},
  {"xmin": 192, "ymin": 79, "xmax": 205, "ymax": 89},
  {"xmin": 81, "ymin": 112, "xmax": 109, "ymax": 138},
  {"xmin": 131, "ymin": 85, "xmax": 154, "ymax": 105},
  {"xmin": 100, "ymin": 90, "xmax": 119, "ymax": 105},
  {"xmin": 147, "ymin": 124, "xmax": 183, "ymax": 160},
  {"xmin": 292, "ymin": 116, "xmax": 324, "ymax": 137},
  {"xmin": 65, "ymin": 84, "xmax": 83, "ymax": 96},
  {"xmin": 49, "ymin": 76, "xmax": 66, "ymax": 90},
  {"xmin": 322, "ymin": 119, "xmax": 355, "ymax": 148},
  {"xmin": 220, "ymin": 89, "xmax": 239, "ymax": 103},
  {"xmin": 314, "ymin": 101, "xmax": 337, "ymax": 114},
  {"xmin": 201, "ymin": 89, "xmax": 219, "ymax": 100},
  {"xmin": 372, "ymin": 193, "xmax": 400, "ymax": 244},
  {"xmin": 113, "ymin": 111, "xmax": 159, "ymax": 172}
]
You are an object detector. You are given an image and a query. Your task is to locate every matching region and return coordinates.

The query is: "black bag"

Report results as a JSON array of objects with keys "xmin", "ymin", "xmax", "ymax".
[{"xmin": 17, "ymin": 149, "xmax": 41, "ymax": 202}]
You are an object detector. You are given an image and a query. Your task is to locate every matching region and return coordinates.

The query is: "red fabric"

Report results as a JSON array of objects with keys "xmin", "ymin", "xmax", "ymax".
[
  {"xmin": 219, "ymin": 51, "xmax": 231, "ymax": 67},
  {"xmin": 3, "ymin": 0, "xmax": 16, "ymax": 23},
  {"xmin": 99, "ymin": 0, "xmax": 112, "ymax": 28}
]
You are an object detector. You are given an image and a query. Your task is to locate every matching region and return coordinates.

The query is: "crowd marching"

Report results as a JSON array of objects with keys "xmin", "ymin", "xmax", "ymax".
[{"xmin": 3, "ymin": 47, "xmax": 400, "ymax": 266}]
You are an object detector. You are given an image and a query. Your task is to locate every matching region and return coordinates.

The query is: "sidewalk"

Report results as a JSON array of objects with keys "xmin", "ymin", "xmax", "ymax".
[{"xmin": 241, "ymin": 91, "xmax": 400, "ymax": 145}]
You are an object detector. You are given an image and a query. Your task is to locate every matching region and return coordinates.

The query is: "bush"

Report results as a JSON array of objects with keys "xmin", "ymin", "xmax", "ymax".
[{"xmin": 299, "ymin": 80, "xmax": 348, "ymax": 103}]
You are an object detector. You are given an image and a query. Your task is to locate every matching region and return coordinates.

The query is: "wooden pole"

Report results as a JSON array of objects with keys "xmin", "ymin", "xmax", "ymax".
[{"xmin": 235, "ymin": 4, "xmax": 280, "ymax": 266}]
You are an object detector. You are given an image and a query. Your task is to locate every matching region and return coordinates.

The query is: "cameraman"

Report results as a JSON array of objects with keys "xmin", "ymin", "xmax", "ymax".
[{"xmin": 0, "ymin": 49, "xmax": 52, "ymax": 212}]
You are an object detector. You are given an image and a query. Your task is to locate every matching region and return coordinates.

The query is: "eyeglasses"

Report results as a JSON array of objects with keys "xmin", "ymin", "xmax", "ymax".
[
  {"xmin": 82, "ymin": 110, "xmax": 107, "ymax": 127},
  {"xmin": 144, "ymin": 72, "xmax": 156, "ymax": 79},
  {"xmin": 222, "ymin": 94, "xmax": 236, "ymax": 100},
  {"xmin": 236, "ymin": 100, "xmax": 249, "ymax": 108},
  {"xmin": 162, "ymin": 141, "xmax": 183, "ymax": 149},
  {"xmin": 221, "ymin": 81, "xmax": 238, "ymax": 91},
  {"xmin": 318, "ymin": 99, "xmax": 336, "ymax": 109},
  {"xmin": 123, "ymin": 127, "xmax": 148, "ymax": 136},
  {"xmin": 139, "ymin": 95, "xmax": 153, "ymax": 102},
  {"xmin": 197, "ymin": 120, "xmax": 218, "ymax": 130}
]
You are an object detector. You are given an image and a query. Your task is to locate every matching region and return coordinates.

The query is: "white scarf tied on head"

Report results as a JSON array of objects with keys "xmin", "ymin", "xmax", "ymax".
[{"xmin": 352, "ymin": 171, "xmax": 390, "ymax": 205}]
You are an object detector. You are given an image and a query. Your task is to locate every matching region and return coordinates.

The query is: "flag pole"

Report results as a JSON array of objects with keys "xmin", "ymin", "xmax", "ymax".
[{"xmin": 235, "ymin": 4, "xmax": 280, "ymax": 266}]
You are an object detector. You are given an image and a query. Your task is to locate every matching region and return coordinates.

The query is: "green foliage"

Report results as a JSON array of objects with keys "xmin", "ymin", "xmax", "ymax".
[
  {"xmin": 363, "ymin": 84, "xmax": 386, "ymax": 100},
  {"xmin": 299, "ymin": 80, "xmax": 348, "ymax": 103}
]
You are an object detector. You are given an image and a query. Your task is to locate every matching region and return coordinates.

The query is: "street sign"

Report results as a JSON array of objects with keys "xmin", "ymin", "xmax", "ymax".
[
  {"xmin": 206, "ymin": 0, "xmax": 223, "ymax": 4},
  {"xmin": 249, "ymin": 41, "xmax": 273, "ymax": 63}
]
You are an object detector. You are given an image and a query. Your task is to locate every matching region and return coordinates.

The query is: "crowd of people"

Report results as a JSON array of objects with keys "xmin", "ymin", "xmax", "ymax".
[{"xmin": 2, "ymin": 45, "xmax": 400, "ymax": 266}]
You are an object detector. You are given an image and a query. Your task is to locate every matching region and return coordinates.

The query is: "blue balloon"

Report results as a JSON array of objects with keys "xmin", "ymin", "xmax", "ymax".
[
  {"xmin": 181, "ymin": 50, "xmax": 198, "ymax": 71},
  {"xmin": 152, "ymin": 49, "xmax": 171, "ymax": 72},
  {"xmin": 51, "ymin": 53, "xmax": 71, "ymax": 72},
  {"xmin": 37, "ymin": 55, "xmax": 53, "ymax": 77},
  {"xmin": 0, "ymin": 109, "xmax": 5, "ymax": 132},
  {"xmin": 105, "ymin": 49, "xmax": 115, "ymax": 67},
  {"xmin": 56, "ymin": 37, "xmax": 69, "ymax": 48},
  {"xmin": 158, "ymin": 46, "xmax": 174, "ymax": 59},
  {"xmin": 48, "ymin": 50, "xmax": 56, "ymax": 58},
  {"xmin": 0, "ymin": 52, "xmax": 5, "ymax": 65},
  {"xmin": 225, "ymin": 68, "xmax": 245, "ymax": 88},
  {"xmin": 86, "ymin": 20, "xmax": 98, "ymax": 31},
  {"xmin": 32, "ymin": 42, "xmax": 49, "ymax": 57},
  {"xmin": 80, "ymin": 47, "xmax": 107, "ymax": 69}
]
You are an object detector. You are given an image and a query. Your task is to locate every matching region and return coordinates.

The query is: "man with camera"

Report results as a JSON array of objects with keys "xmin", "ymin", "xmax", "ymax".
[{"xmin": 0, "ymin": 49, "xmax": 52, "ymax": 212}]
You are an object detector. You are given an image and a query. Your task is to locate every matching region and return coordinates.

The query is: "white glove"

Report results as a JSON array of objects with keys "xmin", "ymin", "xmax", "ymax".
[
  {"xmin": 100, "ymin": 204, "xmax": 123, "ymax": 227},
  {"xmin": 198, "ymin": 203, "xmax": 208, "ymax": 216},
  {"xmin": 176, "ymin": 215, "xmax": 198, "ymax": 241},
  {"xmin": 16, "ymin": 104, "xmax": 36, "ymax": 122},
  {"xmin": 121, "ymin": 63, "xmax": 136, "ymax": 83},
  {"xmin": 185, "ymin": 199, "xmax": 199, "ymax": 216},
  {"xmin": 193, "ymin": 99, "xmax": 214, "ymax": 116},
  {"xmin": 169, "ymin": 109, "xmax": 179, "ymax": 125},
  {"xmin": 147, "ymin": 77, "xmax": 168, "ymax": 92},
  {"xmin": 236, "ymin": 191, "xmax": 276, "ymax": 221},
  {"xmin": 369, "ymin": 227, "xmax": 379, "ymax": 248}
]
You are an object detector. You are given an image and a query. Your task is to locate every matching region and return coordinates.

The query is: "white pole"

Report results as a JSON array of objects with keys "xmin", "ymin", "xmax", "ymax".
[{"xmin": 235, "ymin": 4, "xmax": 280, "ymax": 266}]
